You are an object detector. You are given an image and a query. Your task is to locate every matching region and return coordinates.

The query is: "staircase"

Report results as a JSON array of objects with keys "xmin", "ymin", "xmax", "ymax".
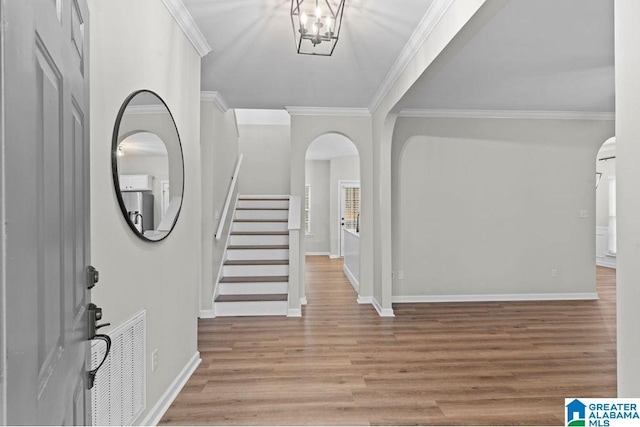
[{"xmin": 214, "ymin": 196, "xmax": 290, "ymax": 316}]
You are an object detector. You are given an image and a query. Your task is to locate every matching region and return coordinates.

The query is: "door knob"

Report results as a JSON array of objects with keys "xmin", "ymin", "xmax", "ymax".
[
  {"xmin": 86, "ymin": 265, "xmax": 99, "ymax": 289},
  {"xmin": 87, "ymin": 303, "xmax": 111, "ymax": 389}
]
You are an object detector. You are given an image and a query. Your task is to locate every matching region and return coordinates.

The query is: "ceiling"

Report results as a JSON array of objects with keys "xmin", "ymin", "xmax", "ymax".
[
  {"xmin": 183, "ymin": 0, "xmax": 614, "ymax": 113},
  {"xmin": 398, "ymin": 0, "xmax": 615, "ymax": 112},
  {"xmin": 182, "ymin": 0, "xmax": 435, "ymax": 109}
]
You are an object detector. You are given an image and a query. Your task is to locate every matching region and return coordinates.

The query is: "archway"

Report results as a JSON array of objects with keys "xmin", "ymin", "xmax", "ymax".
[
  {"xmin": 304, "ymin": 133, "xmax": 361, "ymax": 299},
  {"xmin": 595, "ymin": 137, "xmax": 616, "ymax": 269}
]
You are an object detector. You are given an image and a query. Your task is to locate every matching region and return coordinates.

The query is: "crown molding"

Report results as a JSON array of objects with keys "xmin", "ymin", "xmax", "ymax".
[
  {"xmin": 368, "ymin": 0, "xmax": 455, "ymax": 114},
  {"xmin": 201, "ymin": 91, "xmax": 230, "ymax": 113},
  {"xmin": 124, "ymin": 105, "xmax": 170, "ymax": 115},
  {"xmin": 398, "ymin": 109, "xmax": 616, "ymax": 121},
  {"xmin": 285, "ymin": 106, "xmax": 370, "ymax": 117},
  {"xmin": 161, "ymin": 0, "xmax": 212, "ymax": 58}
]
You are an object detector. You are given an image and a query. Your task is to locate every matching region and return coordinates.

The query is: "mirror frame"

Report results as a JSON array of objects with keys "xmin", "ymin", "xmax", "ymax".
[{"xmin": 111, "ymin": 89, "xmax": 185, "ymax": 242}]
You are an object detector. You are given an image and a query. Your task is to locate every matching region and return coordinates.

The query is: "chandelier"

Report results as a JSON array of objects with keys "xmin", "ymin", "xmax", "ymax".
[{"xmin": 291, "ymin": 0, "xmax": 345, "ymax": 56}]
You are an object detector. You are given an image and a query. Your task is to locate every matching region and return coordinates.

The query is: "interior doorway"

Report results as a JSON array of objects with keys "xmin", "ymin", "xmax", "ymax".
[
  {"xmin": 338, "ymin": 181, "xmax": 360, "ymax": 257},
  {"xmin": 596, "ymin": 137, "xmax": 616, "ymax": 269}
]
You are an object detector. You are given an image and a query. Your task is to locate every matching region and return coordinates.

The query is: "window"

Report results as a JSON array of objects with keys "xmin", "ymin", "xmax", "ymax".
[
  {"xmin": 609, "ymin": 177, "xmax": 616, "ymax": 255},
  {"xmin": 305, "ymin": 184, "xmax": 311, "ymax": 234},
  {"xmin": 344, "ymin": 186, "xmax": 360, "ymax": 231}
]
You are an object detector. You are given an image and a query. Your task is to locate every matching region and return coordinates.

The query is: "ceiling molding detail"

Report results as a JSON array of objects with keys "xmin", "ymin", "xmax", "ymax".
[
  {"xmin": 124, "ymin": 105, "xmax": 170, "ymax": 115},
  {"xmin": 367, "ymin": 0, "xmax": 455, "ymax": 114},
  {"xmin": 398, "ymin": 109, "xmax": 616, "ymax": 121},
  {"xmin": 286, "ymin": 107, "xmax": 370, "ymax": 117},
  {"xmin": 161, "ymin": 0, "xmax": 212, "ymax": 58},
  {"xmin": 201, "ymin": 91, "xmax": 229, "ymax": 113}
]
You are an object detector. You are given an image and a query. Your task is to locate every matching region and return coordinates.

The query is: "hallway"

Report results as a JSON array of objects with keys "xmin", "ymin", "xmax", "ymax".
[{"xmin": 160, "ymin": 258, "xmax": 616, "ymax": 425}]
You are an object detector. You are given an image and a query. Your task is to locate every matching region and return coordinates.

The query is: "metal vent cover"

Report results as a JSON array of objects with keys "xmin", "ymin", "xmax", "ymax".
[{"xmin": 91, "ymin": 311, "xmax": 145, "ymax": 426}]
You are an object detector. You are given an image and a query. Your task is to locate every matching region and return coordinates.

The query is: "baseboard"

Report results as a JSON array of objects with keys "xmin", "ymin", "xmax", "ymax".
[
  {"xmin": 596, "ymin": 258, "xmax": 617, "ymax": 269},
  {"xmin": 287, "ymin": 308, "xmax": 302, "ymax": 317},
  {"xmin": 392, "ymin": 292, "xmax": 600, "ymax": 303},
  {"xmin": 343, "ymin": 264, "xmax": 359, "ymax": 292},
  {"xmin": 357, "ymin": 296, "xmax": 373, "ymax": 304},
  {"xmin": 300, "ymin": 297, "xmax": 308, "ymax": 305},
  {"xmin": 137, "ymin": 351, "xmax": 201, "ymax": 426},
  {"xmin": 329, "ymin": 254, "xmax": 340, "ymax": 259},
  {"xmin": 305, "ymin": 252, "xmax": 330, "ymax": 256},
  {"xmin": 199, "ymin": 309, "xmax": 216, "ymax": 319},
  {"xmin": 373, "ymin": 297, "xmax": 395, "ymax": 317}
]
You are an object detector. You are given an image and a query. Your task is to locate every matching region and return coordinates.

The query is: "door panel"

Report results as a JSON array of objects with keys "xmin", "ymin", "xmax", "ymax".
[{"xmin": 3, "ymin": 0, "xmax": 91, "ymax": 424}]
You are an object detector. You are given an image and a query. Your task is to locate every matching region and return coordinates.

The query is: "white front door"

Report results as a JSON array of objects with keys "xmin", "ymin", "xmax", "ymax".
[
  {"xmin": 339, "ymin": 181, "xmax": 360, "ymax": 257},
  {"xmin": 1, "ymin": 0, "xmax": 92, "ymax": 424}
]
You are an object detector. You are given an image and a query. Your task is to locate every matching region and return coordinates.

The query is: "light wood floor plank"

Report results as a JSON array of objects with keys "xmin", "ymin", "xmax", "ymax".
[{"xmin": 160, "ymin": 257, "xmax": 616, "ymax": 425}]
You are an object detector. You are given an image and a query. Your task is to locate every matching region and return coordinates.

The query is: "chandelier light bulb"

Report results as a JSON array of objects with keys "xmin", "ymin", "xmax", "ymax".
[
  {"xmin": 315, "ymin": 6, "xmax": 322, "ymax": 19},
  {"xmin": 312, "ymin": 23, "xmax": 318, "ymax": 34},
  {"xmin": 325, "ymin": 16, "xmax": 332, "ymax": 29},
  {"xmin": 300, "ymin": 13, "xmax": 308, "ymax": 25}
]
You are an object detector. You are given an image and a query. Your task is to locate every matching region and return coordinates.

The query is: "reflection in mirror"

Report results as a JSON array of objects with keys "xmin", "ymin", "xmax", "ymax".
[{"xmin": 112, "ymin": 90, "xmax": 184, "ymax": 242}]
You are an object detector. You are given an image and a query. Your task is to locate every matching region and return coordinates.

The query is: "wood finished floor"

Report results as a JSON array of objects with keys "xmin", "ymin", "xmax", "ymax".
[{"xmin": 160, "ymin": 258, "xmax": 616, "ymax": 426}]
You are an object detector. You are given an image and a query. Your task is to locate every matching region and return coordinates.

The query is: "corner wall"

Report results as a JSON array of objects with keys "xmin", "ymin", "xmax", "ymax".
[
  {"xmin": 89, "ymin": 0, "xmax": 201, "ymax": 422},
  {"xmin": 392, "ymin": 117, "xmax": 614, "ymax": 300},
  {"xmin": 200, "ymin": 102, "xmax": 239, "ymax": 312},
  {"xmin": 615, "ymin": 0, "xmax": 640, "ymax": 397}
]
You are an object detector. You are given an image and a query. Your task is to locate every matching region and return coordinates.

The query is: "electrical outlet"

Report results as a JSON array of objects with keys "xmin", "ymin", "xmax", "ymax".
[
  {"xmin": 398, "ymin": 270, "xmax": 404, "ymax": 280},
  {"xmin": 551, "ymin": 269, "xmax": 559, "ymax": 278},
  {"xmin": 391, "ymin": 271, "xmax": 396, "ymax": 279},
  {"xmin": 151, "ymin": 349, "xmax": 159, "ymax": 372},
  {"xmin": 580, "ymin": 209, "xmax": 589, "ymax": 219},
  {"xmin": 214, "ymin": 210, "xmax": 221, "ymax": 221}
]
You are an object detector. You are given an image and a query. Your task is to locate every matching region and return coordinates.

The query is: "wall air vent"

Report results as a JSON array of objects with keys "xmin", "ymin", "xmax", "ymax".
[{"xmin": 91, "ymin": 311, "xmax": 146, "ymax": 426}]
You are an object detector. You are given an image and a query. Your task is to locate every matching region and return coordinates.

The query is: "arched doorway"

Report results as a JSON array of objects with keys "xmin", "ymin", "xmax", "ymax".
[{"xmin": 304, "ymin": 133, "xmax": 361, "ymax": 299}]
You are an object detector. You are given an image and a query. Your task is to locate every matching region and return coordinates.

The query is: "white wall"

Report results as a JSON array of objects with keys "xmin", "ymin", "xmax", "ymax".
[
  {"xmin": 392, "ymin": 117, "xmax": 614, "ymax": 300},
  {"xmin": 200, "ymin": 102, "xmax": 239, "ymax": 311},
  {"xmin": 305, "ymin": 160, "xmax": 330, "ymax": 254},
  {"xmin": 238, "ymin": 125, "xmax": 290, "ymax": 195},
  {"xmin": 329, "ymin": 156, "xmax": 360, "ymax": 257},
  {"xmin": 89, "ymin": 0, "xmax": 201, "ymax": 423},
  {"xmin": 615, "ymin": 0, "xmax": 640, "ymax": 397}
]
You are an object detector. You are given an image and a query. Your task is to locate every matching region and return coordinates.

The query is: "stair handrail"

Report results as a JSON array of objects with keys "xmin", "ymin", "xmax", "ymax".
[{"xmin": 215, "ymin": 154, "xmax": 243, "ymax": 240}]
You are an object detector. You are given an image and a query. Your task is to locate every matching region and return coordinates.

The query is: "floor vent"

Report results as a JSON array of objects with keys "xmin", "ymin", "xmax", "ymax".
[{"xmin": 91, "ymin": 310, "xmax": 146, "ymax": 426}]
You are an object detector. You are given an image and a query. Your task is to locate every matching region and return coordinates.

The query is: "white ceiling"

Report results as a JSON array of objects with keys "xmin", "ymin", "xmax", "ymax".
[
  {"xmin": 398, "ymin": 0, "xmax": 614, "ymax": 112},
  {"xmin": 182, "ymin": 0, "xmax": 436, "ymax": 109},
  {"xmin": 119, "ymin": 132, "xmax": 168, "ymax": 157},
  {"xmin": 306, "ymin": 133, "xmax": 358, "ymax": 160}
]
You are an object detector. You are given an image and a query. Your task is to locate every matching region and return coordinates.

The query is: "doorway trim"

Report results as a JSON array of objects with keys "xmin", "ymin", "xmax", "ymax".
[{"xmin": 338, "ymin": 180, "xmax": 360, "ymax": 257}]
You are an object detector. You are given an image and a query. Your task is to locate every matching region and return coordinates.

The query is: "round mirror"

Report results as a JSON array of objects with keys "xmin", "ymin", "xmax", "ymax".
[{"xmin": 112, "ymin": 90, "xmax": 184, "ymax": 242}]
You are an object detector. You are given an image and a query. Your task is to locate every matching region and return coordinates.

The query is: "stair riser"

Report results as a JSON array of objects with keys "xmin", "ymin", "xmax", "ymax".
[
  {"xmin": 218, "ymin": 282, "xmax": 288, "ymax": 295},
  {"xmin": 232, "ymin": 222, "xmax": 288, "ymax": 232},
  {"xmin": 237, "ymin": 200, "xmax": 289, "ymax": 209},
  {"xmin": 229, "ymin": 235, "xmax": 289, "ymax": 246},
  {"xmin": 235, "ymin": 210, "xmax": 289, "ymax": 220},
  {"xmin": 222, "ymin": 264, "xmax": 289, "ymax": 277},
  {"xmin": 214, "ymin": 300, "xmax": 288, "ymax": 317},
  {"xmin": 226, "ymin": 249, "xmax": 289, "ymax": 260}
]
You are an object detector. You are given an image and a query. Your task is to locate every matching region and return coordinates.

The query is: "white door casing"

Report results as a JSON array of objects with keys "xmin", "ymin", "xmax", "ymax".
[
  {"xmin": 1, "ymin": 0, "xmax": 92, "ymax": 424},
  {"xmin": 338, "ymin": 181, "xmax": 360, "ymax": 257}
]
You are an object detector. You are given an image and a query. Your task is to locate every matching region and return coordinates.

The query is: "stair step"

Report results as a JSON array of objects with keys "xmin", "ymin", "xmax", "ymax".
[
  {"xmin": 231, "ymin": 231, "xmax": 288, "ymax": 236},
  {"xmin": 234, "ymin": 219, "xmax": 288, "ymax": 223},
  {"xmin": 220, "ymin": 275, "xmax": 289, "ymax": 283},
  {"xmin": 215, "ymin": 294, "xmax": 288, "ymax": 302},
  {"xmin": 224, "ymin": 260, "xmax": 289, "ymax": 266},
  {"xmin": 228, "ymin": 245, "xmax": 289, "ymax": 250}
]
